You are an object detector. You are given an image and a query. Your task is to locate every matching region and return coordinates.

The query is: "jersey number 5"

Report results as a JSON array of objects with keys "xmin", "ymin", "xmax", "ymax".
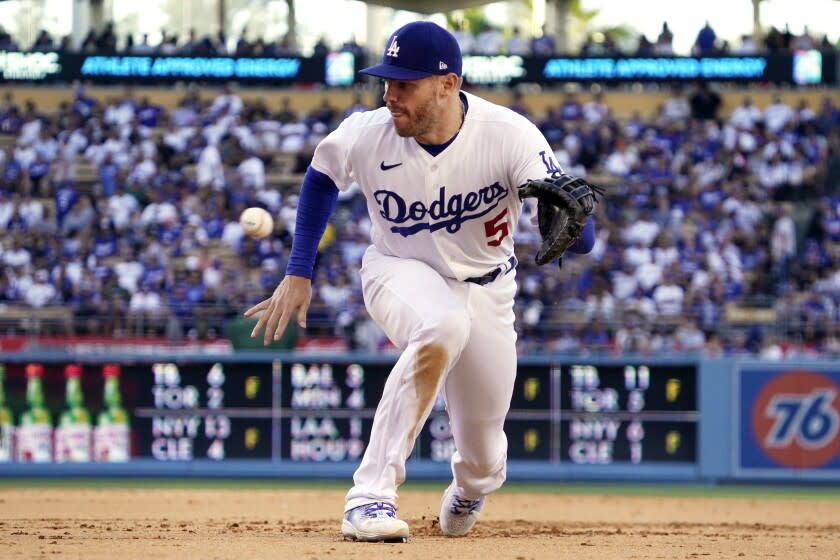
[{"xmin": 484, "ymin": 209, "xmax": 509, "ymax": 247}]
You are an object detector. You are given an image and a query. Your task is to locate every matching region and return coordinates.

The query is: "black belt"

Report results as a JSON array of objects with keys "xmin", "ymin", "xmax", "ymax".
[{"xmin": 465, "ymin": 256, "xmax": 518, "ymax": 286}]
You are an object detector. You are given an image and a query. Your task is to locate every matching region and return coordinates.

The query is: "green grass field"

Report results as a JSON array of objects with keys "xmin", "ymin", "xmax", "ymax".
[{"xmin": 2, "ymin": 478, "xmax": 839, "ymax": 500}]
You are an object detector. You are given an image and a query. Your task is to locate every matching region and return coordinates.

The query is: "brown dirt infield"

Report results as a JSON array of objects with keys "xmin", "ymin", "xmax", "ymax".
[{"xmin": 1, "ymin": 487, "xmax": 838, "ymax": 559}]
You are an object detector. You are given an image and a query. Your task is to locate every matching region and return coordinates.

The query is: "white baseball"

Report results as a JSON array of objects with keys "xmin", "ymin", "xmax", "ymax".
[{"xmin": 239, "ymin": 207, "xmax": 274, "ymax": 239}]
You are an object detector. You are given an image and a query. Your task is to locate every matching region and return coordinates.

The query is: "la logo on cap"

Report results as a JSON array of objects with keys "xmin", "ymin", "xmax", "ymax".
[{"xmin": 386, "ymin": 36, "xmax": 400, "ymax": 58}]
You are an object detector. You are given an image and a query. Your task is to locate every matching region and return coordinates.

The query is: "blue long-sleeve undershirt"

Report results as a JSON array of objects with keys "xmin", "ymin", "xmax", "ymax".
[{"xmin": 285, "ymin": 167, "xmax": 339, "ymax": 279}]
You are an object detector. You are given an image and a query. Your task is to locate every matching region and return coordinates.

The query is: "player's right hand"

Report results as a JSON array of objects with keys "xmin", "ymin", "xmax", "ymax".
[{"xmin": 244, "ymin": 275, "xmax": 312, "ymax": 345}]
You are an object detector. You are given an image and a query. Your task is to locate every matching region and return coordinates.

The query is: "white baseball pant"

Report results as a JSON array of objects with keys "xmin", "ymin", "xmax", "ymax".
[{"xmin": 345, "ymin": 245, "xmax": 518, "ymax": 511}]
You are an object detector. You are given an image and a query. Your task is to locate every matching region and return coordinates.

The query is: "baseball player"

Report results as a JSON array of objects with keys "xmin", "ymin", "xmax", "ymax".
[{"xmin": 246, "ymin": 21, "xmax": 601, "ymax": 542}]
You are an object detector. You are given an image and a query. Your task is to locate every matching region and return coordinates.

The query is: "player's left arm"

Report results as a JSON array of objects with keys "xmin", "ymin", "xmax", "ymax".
[
  {"xmin": 245, "ymin": 166, "xmax": 338, "ymax": 344},
  {"xmin": 508, "ymin": 123, "xmax": 601, "ymax": 254}
]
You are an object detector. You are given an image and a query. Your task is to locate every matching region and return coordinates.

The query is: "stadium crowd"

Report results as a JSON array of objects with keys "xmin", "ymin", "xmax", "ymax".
[
  {"xmin": 0, "ymin": 18, "xmax": 837, "ymax": 58},
  {"xmin": 0, "ymin": 83, "xmax": 838, "ymax": 358}
]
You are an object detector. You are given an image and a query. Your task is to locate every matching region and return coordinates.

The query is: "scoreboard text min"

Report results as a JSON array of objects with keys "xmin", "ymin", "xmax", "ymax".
[{"xmin": 132, "ymin": 360, "xmax": 698, "ymax": 464}]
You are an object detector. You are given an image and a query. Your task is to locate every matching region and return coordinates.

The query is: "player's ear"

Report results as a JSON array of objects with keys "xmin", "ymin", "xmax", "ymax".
[{"xmin": 439, "ymin": 73, "xmax": 458, "ymax": 95}]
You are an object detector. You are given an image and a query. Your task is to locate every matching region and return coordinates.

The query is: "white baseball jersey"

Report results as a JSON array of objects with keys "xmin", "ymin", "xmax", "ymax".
[{"xmin": 310, "ymin": 91, "xmax": 560, "ymax": 280}]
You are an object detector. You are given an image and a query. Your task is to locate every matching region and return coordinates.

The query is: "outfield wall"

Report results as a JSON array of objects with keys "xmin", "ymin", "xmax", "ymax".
[{"xmin": 0, "ymin": 352, "xmax": 837, "ymax": 483}]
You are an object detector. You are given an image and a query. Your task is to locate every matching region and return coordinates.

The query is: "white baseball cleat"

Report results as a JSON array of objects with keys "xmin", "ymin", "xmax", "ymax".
[
  {"xmin": 341, "ymin": 502, "xmax": 409, "ymax": 543},
  {"xmin": 439, "ymin": 483, "xmax": 485, "ymax": 537}
]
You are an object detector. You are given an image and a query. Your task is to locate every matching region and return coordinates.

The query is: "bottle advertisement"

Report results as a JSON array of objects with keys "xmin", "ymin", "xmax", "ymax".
[
  {"xmin": 93, "ymin": 364, "xmax": 130, "ymax": 462},
  {"xmin": 16, "ymin": 364, "xmax": 53, "ymax": 463},
  {"xmin": 0, "ymin": 365, "xmax": 13, "ymax": 462},
  {"xmin": 54, "ymin": 364, "xmax": 92, "ymax": 463},
  {"xmin": 1, "ymin": 362, "xmax": 131, "ymax": 464}
]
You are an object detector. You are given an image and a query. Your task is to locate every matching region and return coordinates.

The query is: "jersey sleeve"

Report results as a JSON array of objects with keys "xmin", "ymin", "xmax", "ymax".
[
  {"xmin": 507, "ymin": 120, "xmax": 562, "ymax": 188},
  {"xmin": 309, "ymin": 112, "xmax": 364, "ymax": 192}
]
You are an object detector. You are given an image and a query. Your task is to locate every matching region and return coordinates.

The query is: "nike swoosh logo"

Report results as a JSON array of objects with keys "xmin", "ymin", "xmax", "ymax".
[{"xmin": 380, "ymin": 161, "xmax": 403, "ymax": 171}]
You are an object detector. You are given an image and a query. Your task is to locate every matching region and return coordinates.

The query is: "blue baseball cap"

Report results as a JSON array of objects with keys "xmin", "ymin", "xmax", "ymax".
[{"xmin": 360, "ymin": 21, "xmax": 462, "ymax": 81}]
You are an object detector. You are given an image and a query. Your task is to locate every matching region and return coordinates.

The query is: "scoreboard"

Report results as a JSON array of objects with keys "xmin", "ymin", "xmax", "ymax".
[
  {"xmin": 0, "ymin": 359, "xmax": 698, "ymax": 466},
  {"xmin": 559, "ymin": 364, "xmax": 696, "ymax": 464},
  {"xmin": 136, "ymin": 362, "xmax": 274, "ymax": 461},
  {"xmin": 129, "ymin": 359, "xmax": 698, "ymax": 465}
]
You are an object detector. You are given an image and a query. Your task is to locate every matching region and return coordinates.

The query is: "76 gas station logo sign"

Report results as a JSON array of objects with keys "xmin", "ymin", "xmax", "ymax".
[{"xmin": 751, "ymin": 371, "xmax": 840, "ymax": 468}]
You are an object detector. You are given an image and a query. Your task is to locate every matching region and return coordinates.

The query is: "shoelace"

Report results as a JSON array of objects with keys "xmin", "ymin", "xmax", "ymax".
[
  {"xmin": 450, "ymin": 495, "xmax": 483, "ymax": 515},
  {"xmin": 361, "ymin": 502, "xmax": 397, "ymax": 519}
]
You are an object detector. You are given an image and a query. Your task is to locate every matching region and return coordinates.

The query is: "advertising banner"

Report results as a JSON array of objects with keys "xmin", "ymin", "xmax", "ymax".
[
  {"xmin": 738, "ymin": 367, "xmax": 840, "ymax": 478},
  {"xmin": 1, "ymin": 50, "xmax": 834, "ymax": 86},
  {"xmin": 0, "ymin": 51, "xmax": 356, "ymax": 86},
  {"xmin": 461, "ymin": 52, "xmax": 837, "ymax": 86}
]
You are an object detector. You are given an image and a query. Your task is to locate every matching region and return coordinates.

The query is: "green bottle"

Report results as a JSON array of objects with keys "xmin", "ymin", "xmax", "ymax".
[
  {"xmin": 55, "ymin": 364, "xmax": 92, "ymax": 463},
  {"xmin": 94, "ymin": 364, "xmax": 130, "ymax": 462},
  {"xmin": 17, "ymin": 363, "xmax": 52, "ymax": 463},
  {"xmin": 0, "ymin": 365, "xmax": 13, "ymax": 462}
]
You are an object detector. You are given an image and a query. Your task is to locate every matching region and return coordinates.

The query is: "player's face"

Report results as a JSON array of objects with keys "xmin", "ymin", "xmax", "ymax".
[{"xmin": 382, "ymin": 76, "xmax": 444, "ymax": 138}]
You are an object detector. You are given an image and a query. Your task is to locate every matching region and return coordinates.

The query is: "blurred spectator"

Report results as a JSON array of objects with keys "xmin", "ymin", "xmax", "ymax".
[
  {"xmin": 652, "ymin": 270, "xmax": 685, "ymax": 317},
  {"xmin": 614, "ymin": 311, "xmax": 652, "ymax": 354},
  {"xmin": 729, "ymin": 96, "xmax": 762, "ymax": 130},
  {"xmin": 347, "ymin": 308, "xmax": 387, "ymax": 352},
  {"xmin": 340, "ymin": 35, "xmax": 365, "ymax": 58},
  {"xmin": 675, "ymin": 319, "xmax": 706, "ymax": 352},
  {"xmin": 581, "ymin": 33, "xmax": 619, "ymax": 57},
  {"xmin": 734, "ymin": 34, "xmax": 759, "ymax": 55},
  {"xmin": 72, "ymin": 281, "xmax": 104, "ymax": 334},
  {"xmin": 129, "ymin": 282, "xmax": 164, "ymax": 335},
  {"xmin": 132, "ymin": 33, "xmax": 156, "ymax": 55},
  {"xmin": 209, "ymin": 83, "xmax": 243, "ymax": 117},
  {"xmin": 312, "ymin": 36, "xmax": 329, "ymax": 57},
  {"xmin": 96, "ymin": 22, "xmax": 118, "ymax": 53},
  {"xmin": 654, "ymin": 22, "xmax": 674, "ymax": 55},
  {"xmin": 689, "ymin": 81, "xmax": 721, "ymax": 121},
  {"xmin": 196, "ymin": 137, "xmax": 224, "ymax": 190},
  {"xmin": 24, "ymin": 269, "xmax": 57, "ymax": 308},
  {"xmin": 506, "ymin": 27, "xmax": 529, "ymax": 56},
  {"xmin": 764, "ymin": 94, "xmax": 795, "ymax": 134},
  {"xmin": 0, "ymin": 25, "xmax": 18, "ymax": 50},
  {"xmin": 276, "ymin": 97, "xmax": 298, "ymax": 124},
  {"xmin": 791, "ymin": 26, "xmax": 816, "ymax": 51},
  {"xmin": 31, "ymin": 30, "xmax": 54, "ymax": 52},
  {"xmin": 692, "ymin": 21, "xmax": 717, "ymax": 56},
  {"xmin": 559, "ymin": 92, "xmax": 583, "ymax": 121},
  {"xmin": 770, "ymin": 204, "xmax": 796, "ymax": 281},
  {"xmin": 662, "ymin": 87, "xmax": 691, "ymax": 122},
  {"xmin": 635, "ymin": 34, "xmax": 654, "ymax": 56},
  {"xmin": 475, "ymin": 24, "xmax": 503, "ymax": 55},
  {"xmin": 343, "ymin": 93, "xmax": 370, "ymax": 119},
  {"xmin": 273, "ymin": 33, "xmax": 300, "ymax": 56},
  {"xmin": 507, "ymin": 90, "xmax": 532, "ymax": 119},
  {"xmin": 531, "ymin": 25, "xmax": 556, "ymax": 56},
  {"xmin": 309, "ymin": 98, "xmax": 337, "ymax": 128},
  {"xmin": 139, "ymin": 188, "xmax": 178, "ymax": 227},
  {"xmin": 584, "ymin": 277, "xmax": 615, "ymax": 323},
  {"xmin": 452, "ymin": 21, "xmax": 475, "ymax": 55},
  {"xmin": 764, "ymin": 26, "xmax": 786, "ymax": 53},
  {"xmin": 61, "ymin": 194, "xmax": 96, "ymax": 235},
  {"xmin": 583, "ymin": 91, "xmax": 609, "ymax": 125}
]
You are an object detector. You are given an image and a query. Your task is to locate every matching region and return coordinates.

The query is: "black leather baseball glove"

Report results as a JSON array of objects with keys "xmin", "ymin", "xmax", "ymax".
[{"xmin": 518, "ymin": 174, "xmax": 604, "ymax": 265}]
